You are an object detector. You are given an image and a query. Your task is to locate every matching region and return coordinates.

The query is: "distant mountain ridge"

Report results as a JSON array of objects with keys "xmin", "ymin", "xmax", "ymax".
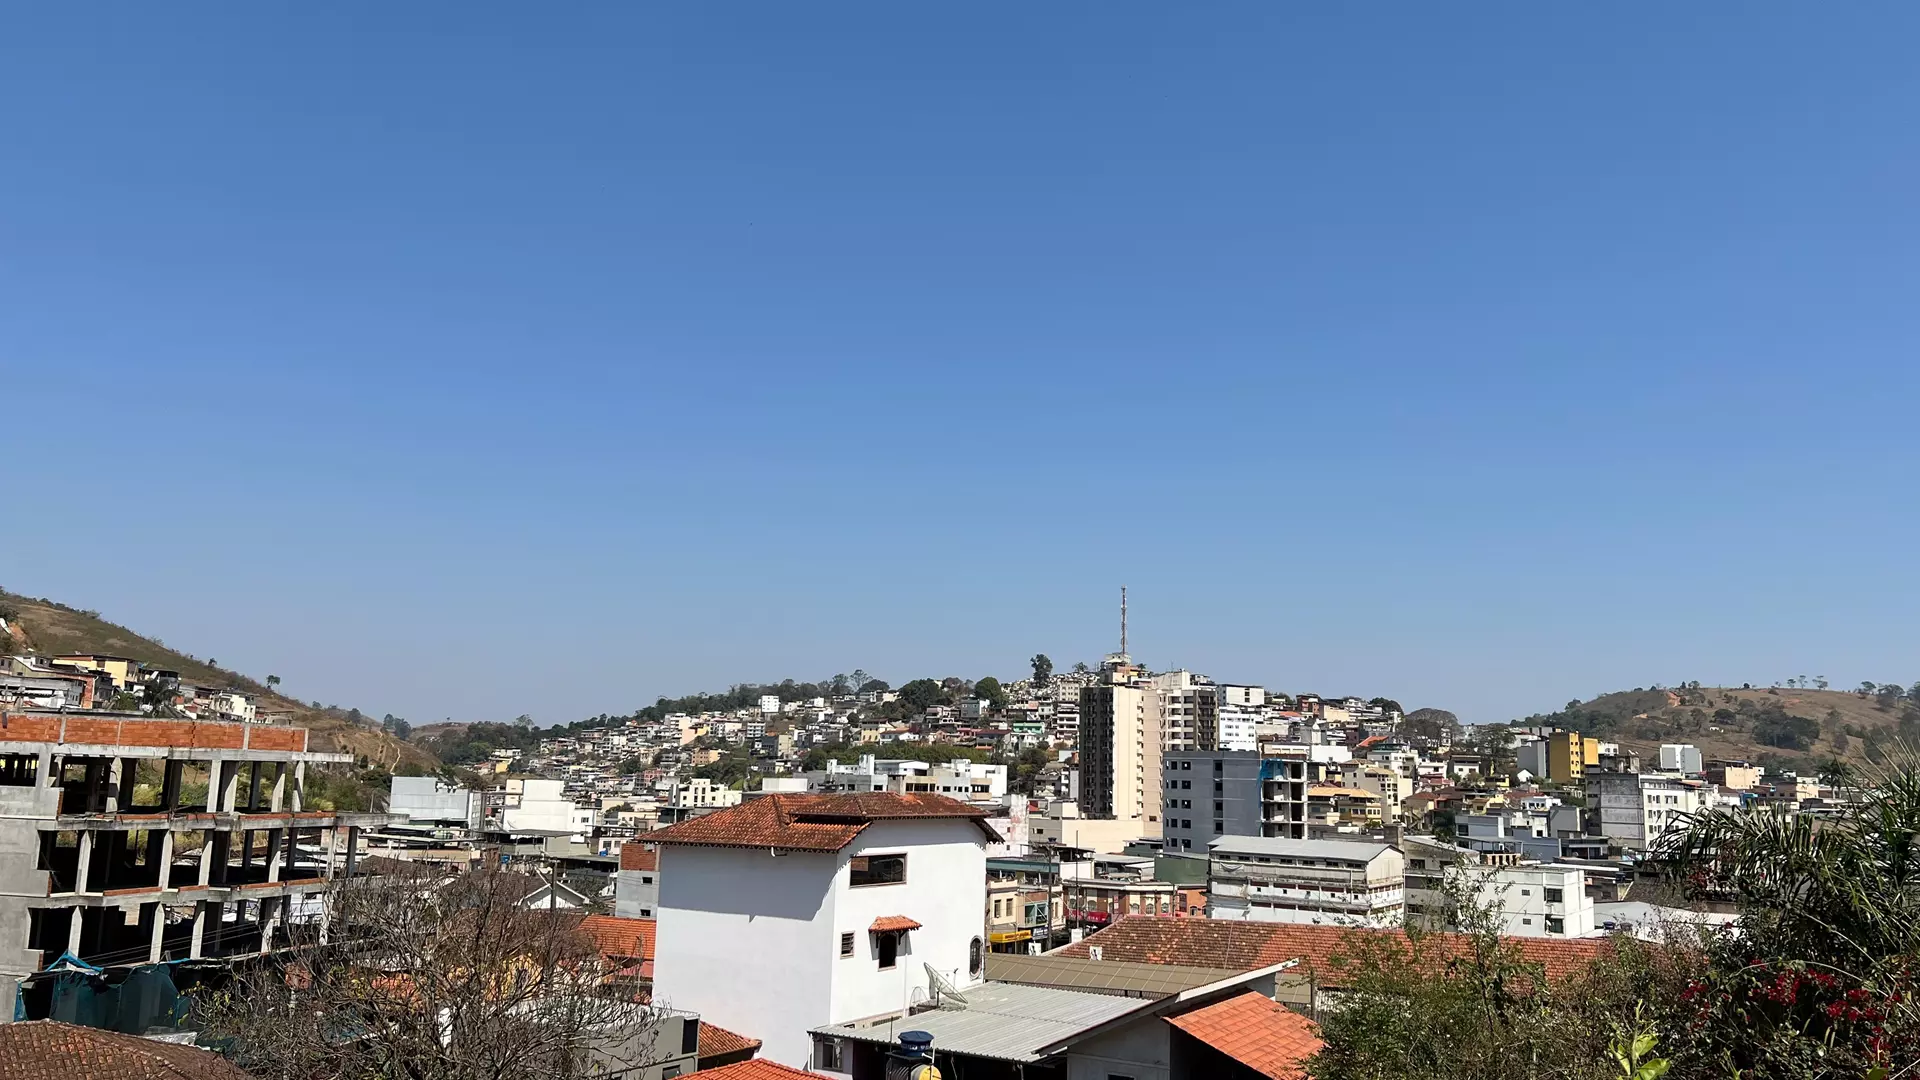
[{"xmin": 0, "ymin": 588, "xmax": 435, "ymax": 771}]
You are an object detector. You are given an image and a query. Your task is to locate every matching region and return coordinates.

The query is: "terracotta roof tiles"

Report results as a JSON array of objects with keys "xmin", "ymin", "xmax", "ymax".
[
  {"xmin": 1054, "ymin": 915, "xmax": 1609, "ymax": 987},
  {"xmin": 869, "ymin": 915, "xmax": 922, "ymax": 932},
  {"xmin": 575, "ymin": 914, "xmax": 656, "ymax": 963},
  {"xmin": 695, "ymin": 1022, "xmax": 762, "ymax": 1062},
  {"xmin": 684, "ymin": 1060, "xmax": 824, "ymax": 1080},
  {"xmin": 0, "ymin": 1021, "xmax": 254, "ymax": 1080},
  {"xmin": 1166, "ymin": 991, "xmax": 1322, "ymax": 1080},
  {"xmin": 647, "ymin": 793, "xmax": 997, "ymax": 852}
]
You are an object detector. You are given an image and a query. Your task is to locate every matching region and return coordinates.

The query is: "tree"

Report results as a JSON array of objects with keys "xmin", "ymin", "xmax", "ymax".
[
  {"xmin": 1815, "ymin": 676, "xmax": 1829, "ymax": 690},
  {"xmin": 390, "ymin": 717, "xmax": 413, "ymax": 740},
  {"xmin": 1072, "ymin": 661, "xmax": 1090, "ymax": 674},
  {"xmin": 266, "ymin": 674, "xmax": 281, "ymax": 691},
  {"xmin": 1652, "ymin": 748, "xmax": 1920, "ymax": 1076},
  {"xmin": 207, "ymin": 657, "xmax": 217, "ymax": 668},
  {"xmin": 897, "ymin": 679, "xmax": 946, "ymax": 711},
  {"xmin": 829, "ymin": 673, "xmax": 851, "ymax": 698},
  {"xmin": 857, "ymin": 678, "xmax": 890, "ymax": 694},
  {"xmin": 1369, "ymin": 697, "xmax": 1405, "ymax": 715},
  {"xmin": 1401, "ymin": 708, "xmax": 1461, "ymax": 744},
  {"xmin": 515, "ymin": 713, "xmax": 535, "ymax": 729},
  {"xmin": 975, "ymin": 676, "xmax": 1009, "ymax": 712},
  {"xmin": 198, "ymin": 864, "xmax": 666, "ymax": 1080},
  {"xmin": 617, "ymin": 756, "xmax": 643, "ymax": 774},
  {"xmin": 1030, "ymin": 654, "xmax": 1054, "ymax": 684}
]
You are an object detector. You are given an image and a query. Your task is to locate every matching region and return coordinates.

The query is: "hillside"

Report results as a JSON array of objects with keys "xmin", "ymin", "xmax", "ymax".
[
  {"xmin": 0, "ymin": 588, "xmax": 436, "ymax": 772},
  {"xmin": 1523, "ymin": 683, "xmax": 1920, "ymax": 768}
]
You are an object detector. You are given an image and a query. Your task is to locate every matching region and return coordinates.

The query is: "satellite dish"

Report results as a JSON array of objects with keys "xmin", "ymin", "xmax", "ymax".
[{"xmin": 924, "ymin": 963, "xmax": 970, "ymax": 1008}]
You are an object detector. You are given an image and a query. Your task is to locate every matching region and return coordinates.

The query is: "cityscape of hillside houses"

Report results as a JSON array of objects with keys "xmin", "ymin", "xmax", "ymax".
[{"xmin": 1, "ymin": 610, "xmax": 1856, "ymax": 1080}]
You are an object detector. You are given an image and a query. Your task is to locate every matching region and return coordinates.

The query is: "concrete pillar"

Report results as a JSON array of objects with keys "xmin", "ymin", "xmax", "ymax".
[
  {"xmin": 189, "ymin": 901, "xmax": 207, "ymax": 959},
  {"xmin": 292, "ymin": 762, "xmax": 305, "ymax": 812},
  {"xmin": 147, "ymin": 902, "xmax": 166, "ymax": 963},
  {"xmin": 73, "ymin": 831, "xmax": 94, "ymax": 893},
  {"xmin": 66, "ymin": 907, "xmax": 84, "ymax": 956},
  {"xmin": 157, "ymin": 830, "xmax": 175, "ymax": 891},
  {"xmin": 257, "ymin": 896, "xmax": 280, "ymax": 953},
  {"xmin": 270, "ymin": 762, "xmax": 287, "ymax": 812},
  {"xmin": 221, "ymin": 761, "xmax": 240, "ymax": 813},
  {"xmin": 198, "ymin": 831, "xmax": 216, "ymax": 887},
  {"xmin": 239, "ymin": 829, "xmax": 254, "ymax": 881},
  {"xmin": 247, "ymin": 762, "xmax": 264, "ymax": 812},
  {"xmin": 344, "ymin": 826, "xmax": 360, "ymax": 878},
  {"xmin": 105, "ymin": 757, "xmax": 125, "ymax": 812},
  {"xmin": 266, "ymin": 828, "xmax": 284, "ymax": 883},
  {"xmin": 161, "ymin": 760, "xmax": 182, "ymax": 811},
  {"xmin": 204, "ymin": 760, "xmax": 223, "ymax": 812},
  {"xmin": 36, "ymin": 750, "xmax": 54, "ymax": 787}
]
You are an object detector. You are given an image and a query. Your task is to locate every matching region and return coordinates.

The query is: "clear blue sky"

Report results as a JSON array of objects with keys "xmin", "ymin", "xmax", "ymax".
[{"xmin": 5, "ymin": 6, "xmax": 1917, "ymax": 727}]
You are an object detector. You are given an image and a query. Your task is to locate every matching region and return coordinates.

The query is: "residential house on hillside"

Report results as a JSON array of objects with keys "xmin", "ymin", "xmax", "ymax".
[{"xmin": 647, "ymin": 792, "xmax": 1000, "ymax": 1069}]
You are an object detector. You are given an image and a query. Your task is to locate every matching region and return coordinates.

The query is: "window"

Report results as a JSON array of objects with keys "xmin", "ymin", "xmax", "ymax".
[
  {"xmin": 1214, "ymin": 760, "xmax": 1223, "ymax": 774},
  {"xmin": 877, "ymin": 931, "xmax": 900, "ymax": 969},
  {"xmin": 969, "ymin": 936, "xmax": 984, "ymax": 976},
  {"xmin": 839, "ymin": 932, "xmax": 855, "ymax": 957},
  {"xmin": 814, "ymin": 1038, "xmax": 845, "ymax": 1071},
  {"xmin": 680, "ymin": 1018, "xmax": 699, "ymax": 1055},
  {"xmin": 662, "ymin": 1069, "xmax": 681, "ymax": 1080},
  {"xmin": 1181, "ymin": 800, "xmax": 1191, "ymax": 809},
  {"xmin": 1520, "ymin": 889, "xmax": 1530, "ymax": 896},
  {"xmin": 639, "ymin": 907, "xmax": 652, "ymax": 917},
  {"xmin": 1214, "ymin": 780, "xmax": 1222, "ymax": 793},
  {"xmin": 1546, "ymin": 916, "xmax": 1565, "ymax": 934},
  {"xmin": 1411, "ymin": 858, "xmax": 1427, "ymax": 870},
  {"xmin": 1181, "ymin": 780, "xmax": 1191, "ymax": 789},
  {"xmin": 1181, "ymin": 819, "xmax": 1191, "ymax": 829},
  {"xmin": 1212, "ymin": 821, "xmax": 1223, "ymax": 834},
  {"xmin": 1544, "ymin": 887, "xmax": 1563, "ymax": 904},
  {"xmin": 1213, "ymin": 800, "xmax": 1222, "ymax": 813},
  {"xmin": 641, "ymin": 875, "xmax": 653, "ymax": 885},
  {"xmin": 1181, "ymin": 761, "xmax": 1192, "ymax": 770},
  {"xmin": 851, "ymin": 853, "xmax": 907, "ymax": 887}
]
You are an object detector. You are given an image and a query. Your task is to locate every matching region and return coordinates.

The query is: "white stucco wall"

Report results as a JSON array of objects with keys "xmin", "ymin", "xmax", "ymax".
[
  {"xmin": 653, "ymin": 845, "xmax": 838, "ymax": 1067},
  {"xmin": 828, "ymin": 820, "xmax": 988, "ymax": 1026}
]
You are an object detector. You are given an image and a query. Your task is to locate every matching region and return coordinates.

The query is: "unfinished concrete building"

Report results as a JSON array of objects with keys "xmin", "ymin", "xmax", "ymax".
[{"xmin": 0, "ymin": 710, "xmax": 392, "ymax": 1020}]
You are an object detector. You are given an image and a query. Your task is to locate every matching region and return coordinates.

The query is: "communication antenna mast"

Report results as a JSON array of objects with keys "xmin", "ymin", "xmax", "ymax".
[{"xmin": 1120, "ymin": 585, "xmax": 1128, "ymax": 658}]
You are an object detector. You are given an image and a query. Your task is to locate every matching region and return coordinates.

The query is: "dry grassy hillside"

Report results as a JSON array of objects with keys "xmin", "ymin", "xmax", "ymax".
[
  {"xmin": 0, "ymin": 589, "xmax": 436, "ymax": 771},
  {"xmin": 1530, "ymin": 683, "xmax": 1919, "ymax": 767}
]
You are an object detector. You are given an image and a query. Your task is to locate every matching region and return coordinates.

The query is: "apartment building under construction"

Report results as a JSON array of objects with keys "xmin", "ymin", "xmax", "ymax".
[{"xmin": 0, "ymin": 710, "xmax": 393, "ymax": 1020}]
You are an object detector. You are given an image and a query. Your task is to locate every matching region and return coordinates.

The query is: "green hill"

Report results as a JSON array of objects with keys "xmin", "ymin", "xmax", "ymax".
[
  {"xmin": 1521, "ymin": 682, "xmax": 1920, "ymax": 769},
  {"xmin": 0, "ymin": 588, "xmax": 436, "ymax": 774}
]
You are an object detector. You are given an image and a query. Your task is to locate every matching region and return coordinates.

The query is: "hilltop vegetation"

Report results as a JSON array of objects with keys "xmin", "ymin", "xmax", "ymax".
[
  {"xmin": 1521, "ymin": 680, "xmax": 1920, "ymax": 768},
  {"xmin": 0, "ymin": 588, "xmax": 435, "ymax": 774}
]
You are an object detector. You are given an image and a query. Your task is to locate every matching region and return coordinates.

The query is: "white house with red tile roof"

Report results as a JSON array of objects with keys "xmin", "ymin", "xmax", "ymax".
[{"xmin": 648, "ymin": 793, "xmax": 998, "ymax": 1070}]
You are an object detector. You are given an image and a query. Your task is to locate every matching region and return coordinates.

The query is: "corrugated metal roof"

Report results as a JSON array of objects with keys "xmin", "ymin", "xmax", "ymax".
[
  {"xmin": 809, "ymin": 981, "xmax": 1147, "ymax": 1063},
  {"xmin": 985, "ymin": 953, "xmax": 1242, "ymax": 997}
]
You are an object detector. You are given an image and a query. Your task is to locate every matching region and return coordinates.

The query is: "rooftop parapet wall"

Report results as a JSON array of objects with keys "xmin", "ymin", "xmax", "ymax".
[{"xmin": 0, "ymin": 713, "xmax": 311, "ymax": 753}]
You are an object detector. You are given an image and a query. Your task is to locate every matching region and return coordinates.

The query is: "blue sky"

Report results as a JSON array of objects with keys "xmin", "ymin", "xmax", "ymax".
[{"xmin": 4, "ymin": 6, "xmax": 1917, "ymax": 726}]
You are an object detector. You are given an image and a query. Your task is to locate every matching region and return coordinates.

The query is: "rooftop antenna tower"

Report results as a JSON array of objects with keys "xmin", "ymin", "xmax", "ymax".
[{"xmin": 1120, "ymin": 585, "xmax": 1128, "ymax": 658}]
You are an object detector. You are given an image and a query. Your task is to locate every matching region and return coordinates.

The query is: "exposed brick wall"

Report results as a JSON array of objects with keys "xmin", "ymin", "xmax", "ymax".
[
  {"xmin": 0, "ymin": 715, "xmax": 64, "ymax": 741},
  {"xmin": 246, "ymin": 727, "xmax": 307, "ymax": 752}
]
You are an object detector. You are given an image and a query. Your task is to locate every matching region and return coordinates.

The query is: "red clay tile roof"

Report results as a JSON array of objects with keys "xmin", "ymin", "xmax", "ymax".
[
  {"xmin": 647, "ymin": 793, "xmax": 998, "ymax": 852},
  {"xmin": 1054, "ymin": 916, "xmax": 1609, "ymax": 987},
  {"xmin": 684, "ymin": 1061, "xmax": 824, "ymax": 1080},
  {"xmin": 0, "ymin": 1020, "xmax": 254, "ymax": 1080},
  {"xmin": 695, "ymin": 1022, "xmax": 763, "ymax": 1061},
  {"xmin": 620, "ymin": 845, "xmax": 658, "ymax": 872},
  {"xmin": 869, "ymin": 915, "xmax": 922, "ymax": 932},
  {"xmin": 576, "ymin": 914, "xmax": 656, "ymax": 963},
  {"xmin": 1167, "ymin": 991, "xmax": 1322, "ymax": 1080}
]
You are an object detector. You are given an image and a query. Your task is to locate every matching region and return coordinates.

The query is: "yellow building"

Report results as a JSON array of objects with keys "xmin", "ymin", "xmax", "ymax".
[
  {"xmin": 53, "ymin": 654, "xmax": 141, "ymax": 690},
  {"xmin": 1546, "ymin": 731, "xmax": 1600, "ymax": 785}
]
